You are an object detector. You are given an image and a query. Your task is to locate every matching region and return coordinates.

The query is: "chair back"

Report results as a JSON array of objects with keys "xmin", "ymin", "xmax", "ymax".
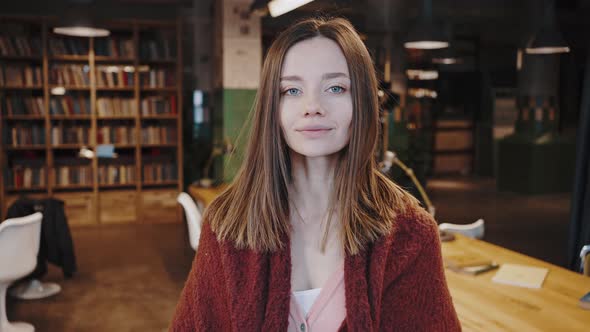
[
  {"xmin": 438, "ymin": 219, "xmax": 485, "ymax": 239},
  {"xmin": 177, "ymin": 193, "xmax": 203, "ymax": 250},
  {"xmin": 580, "ymin": 245, "xmax": 590, "ymax": 276},
  {"xmin": 0, "ymin": 212, "xmax": 43, "ymax": 282}
]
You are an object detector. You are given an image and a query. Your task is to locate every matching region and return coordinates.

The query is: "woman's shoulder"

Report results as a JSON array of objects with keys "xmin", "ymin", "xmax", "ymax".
[
  {"xmin": 398, "ymin": 204, "xmax": 438, "ymax": 238},
  {"xmin": 382, "ymin": 204, "xmax": 439, "ymax": 251}
]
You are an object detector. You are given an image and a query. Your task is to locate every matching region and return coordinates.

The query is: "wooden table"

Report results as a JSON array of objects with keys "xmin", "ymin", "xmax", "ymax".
[
  {"xmin": 186, "ymin": 185, "xmax": 590, "ymax": 331},
  {"xmin": 443, "ymin": 234, "xmax": 590, "ymax": 331},
  {"xmin": 188, "ymin": 184, "xmax": 228, "ymax": 208}
]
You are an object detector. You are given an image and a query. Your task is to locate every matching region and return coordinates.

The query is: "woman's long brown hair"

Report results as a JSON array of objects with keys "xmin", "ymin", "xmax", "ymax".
[{"xmin": 205, "ymin": 16, "xmax": 420, "ymax": 255}]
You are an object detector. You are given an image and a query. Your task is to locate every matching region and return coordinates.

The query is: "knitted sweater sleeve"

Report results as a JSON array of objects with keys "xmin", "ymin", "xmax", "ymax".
[
  {"xmin": 379, "ymin": 211, "xmax": 462, "ymax": 331},
  {"xmin": 169, "ymin": 222, "xmax": 231, "ymax": 332}
]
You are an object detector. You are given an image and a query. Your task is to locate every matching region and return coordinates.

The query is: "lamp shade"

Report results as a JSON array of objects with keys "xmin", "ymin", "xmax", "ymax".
[
  {"xmin": 53, "ymin": 6, "xmax": 110, "ymax": 37},
  {"xmin": 526, "ymin": 26, "xmax": 570, "ymax": 54},
  {"xmin": 404, "ymin": 19, "xmax": 449, "ymax": 50}
]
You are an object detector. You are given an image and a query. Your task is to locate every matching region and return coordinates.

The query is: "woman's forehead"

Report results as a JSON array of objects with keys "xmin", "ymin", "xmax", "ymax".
[{"xmin": 281, "ymin": 36, "xmax": 349, "ymax": 78}]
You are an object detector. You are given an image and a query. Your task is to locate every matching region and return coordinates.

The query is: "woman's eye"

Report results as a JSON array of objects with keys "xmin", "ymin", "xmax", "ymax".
[
  {"xmin": 328, "ymin": 86, "xmax": 345, "ymax": 94},
  {"xmin": 283, "ymin": 88, "xmax": 301, "ymax": 96}
]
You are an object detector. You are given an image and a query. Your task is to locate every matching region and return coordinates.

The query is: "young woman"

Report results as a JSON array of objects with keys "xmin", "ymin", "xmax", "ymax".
[{"xmin": 170, "ymin": 17, "xmax": 461, "ymax": 331}]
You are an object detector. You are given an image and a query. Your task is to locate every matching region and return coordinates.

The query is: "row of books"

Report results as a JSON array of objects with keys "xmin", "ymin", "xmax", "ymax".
[
  {"xmin": 140, "ymin": 95, "xmax": 177, "ymax": 116},
  {"xmin": 52, "ymin": 165, "xmax": 93, "ymax": 186},
  {"xmin": 4, "ymin": 167, "xmax": 46, "ymax": 189},
  {"xmin": 95, "ymin": 38, "xmax": 135, "ymax": 58},
  {"xmin": 98, "ymin": 164, "xmax": 135, "ymax": 185},
  {"xmin": 139, "ymin": 38, "xmax": 176, "ymax": 60},
  {"xmin": 97, "ymin": 97, "xmax": 137, "ymax": 117},
  {"xmin": 50, "ymin": 96, "xmax": 91, "ymax": 115},
  {"xmin": 143, "ymin": 162, "xmax": 177, "ymax": 183},
  {"xmin": 51, "ymin": 125, "xmax": 90, "ymax": 145},
  {"xmin": 0, "ymin": 65, "xmax": 43, "ymax": 86},
  {"xmin": 97, "ymin": 126, "xmax": 137, "ymax": 144},
  {"xmin": 50, "ymin": 64, "xmax": 90, "ymax": 87},
  {"xmin": 141, "ymin": 126, "xmax": 177, "ymax": 144},
  {"xmin": 140, "ymin": 69, "xmax": 175, "ymax": 87},
  {"xmin": 49, "ymin": 37, "xmax": 89, "ymax": 56},
  {"xmin": 1, "ymin": 96, "xmax": 45, "ymax": 116},
  {"xmin": 0, "ymin": 35, "xmax": 42, "ymax": 56},
  {"xmin": 5, "ymin": 126, "xmax": 46, "ymax": 146},
  {"xmin": 96, "ymin": 66, "xmax": 135, "ymax": 87}
]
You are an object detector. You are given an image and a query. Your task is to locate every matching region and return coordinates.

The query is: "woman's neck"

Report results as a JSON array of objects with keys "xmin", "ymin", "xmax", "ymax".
[{"xmin": 288, "ymin": 152, "xmax": 337, "ymax": 224}]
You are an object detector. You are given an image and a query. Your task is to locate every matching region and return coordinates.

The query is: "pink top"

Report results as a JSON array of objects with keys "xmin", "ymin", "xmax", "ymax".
[{"xmin": 287, "ymin": 263, "xmax": 346, "ymax": 332}]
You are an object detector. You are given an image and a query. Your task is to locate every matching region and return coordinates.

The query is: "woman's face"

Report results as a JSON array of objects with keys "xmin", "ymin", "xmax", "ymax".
[{"xmin": 278, "ymin": 36, "xmax": 353, "ymax": 158}]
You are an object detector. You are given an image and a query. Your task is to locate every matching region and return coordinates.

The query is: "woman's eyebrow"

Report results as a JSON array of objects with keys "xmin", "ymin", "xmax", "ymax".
[
  {"xmin": 280, "ymin": 72, "xmax": 349, "ymax": 82},
  {"xmin": 322, "ymin": 72, "xmax": 349, "ymax": 80}
]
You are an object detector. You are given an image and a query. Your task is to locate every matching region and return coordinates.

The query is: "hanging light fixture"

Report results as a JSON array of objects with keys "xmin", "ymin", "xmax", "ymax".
[
  {"xmin": 525, "ymin": 0, "xmax": 569, "ymax": 54},
  {"xmin": 53, "ymin": 2, "xmax": 110, "ymax": 37},
  {"xmin": 267, "ymin": 0, "xmax": 314, "ymax": 17},
  {"xmin": 404, "ymin": 0, "xmax": 449, "ymax": 50},
  {"xmin": 432, "ymin": 47, "xmax": 462, "ymax": 65}
]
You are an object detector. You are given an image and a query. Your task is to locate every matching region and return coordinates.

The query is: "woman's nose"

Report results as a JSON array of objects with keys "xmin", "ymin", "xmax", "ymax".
[{"xmin": 304, "ymin": 94, "xmax": 324, "ymax": 116}]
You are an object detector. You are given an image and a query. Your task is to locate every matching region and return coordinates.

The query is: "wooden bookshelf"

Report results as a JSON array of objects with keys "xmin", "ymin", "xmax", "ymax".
[{"xmin": 0, "ymin": 16, "xmax": 183, "ymax": 225}]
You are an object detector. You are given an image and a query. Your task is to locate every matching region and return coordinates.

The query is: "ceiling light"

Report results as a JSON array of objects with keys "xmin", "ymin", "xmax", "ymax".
[
  {"xmin": 404, "ymin": 0, "xmax": 449, "ymax": 50},
  {"xmin": 268, "ymin": 0, "xmax": 314, "ymax": 17},
  {"xmin": 406, "ymin": 69, "xmax": 439, "ymax": 80},
  {"xmin": 525, "ymin": 0, "xmax": 569, "ymax": 54}
]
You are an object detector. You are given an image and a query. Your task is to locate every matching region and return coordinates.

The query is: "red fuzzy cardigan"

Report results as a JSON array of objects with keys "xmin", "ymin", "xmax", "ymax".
[{"xmin": 170, "ymin": 206, "xmax": 461, "ymax": 331}]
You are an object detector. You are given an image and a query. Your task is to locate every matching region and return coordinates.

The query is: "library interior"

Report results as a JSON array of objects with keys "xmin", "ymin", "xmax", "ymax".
[{"xmin": 1, "ymin": 0, "xmax": 590, "ymax": 331}]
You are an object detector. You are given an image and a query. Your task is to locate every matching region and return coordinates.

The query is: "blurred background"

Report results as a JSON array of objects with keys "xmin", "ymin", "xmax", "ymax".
[{"xmin": 1, "ymin": 0, "xmax": 589, "ymax": 330}]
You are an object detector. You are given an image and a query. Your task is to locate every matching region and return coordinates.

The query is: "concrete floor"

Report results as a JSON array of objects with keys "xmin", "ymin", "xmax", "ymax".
[{"xmin": 6, "ymin": 176, "xmax": 573, "ymax": 331}]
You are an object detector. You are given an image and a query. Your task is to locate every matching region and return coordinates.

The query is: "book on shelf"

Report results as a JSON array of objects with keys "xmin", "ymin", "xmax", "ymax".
[
  {"xmin": 7, "ymin": 124, "xmax": 45, "ymax": 146},
  {"xmin": 141, "ymin": 125, "xmax": 177, "ymax": 144},
  {"xmin": 50, "ymin": 64, "xmax": 90, "ymax": 87},
  {"xmin": 97, "ymin": 97, "xmax": 137, "ymax": 117},
  {"xmin": 95, "ymin": 37, "xmax": 135, "ymax": 58},
  {"xmin": 0, "ymin": 64, "xmax": 43, "ymax": 86},
  {"xmin": 96, "ymin": 65, "xmax": 134, "ymax": 87},
  {"xmin": 4, "ymin": 165, "xmax": 46, "ymax": 189},
  {"xmin": 49, "ymin": 37, "xmax": 88, "ymax": 56},
  {"xmin": 97, "ymin": 125, "xmax": 137, "ymax": 145},
  {"xmin": 139, "ymin": 36, "xmax": 176, "ymax": 60},
  {"xmin": 140, "ymin": 68, "xmax": 175, "ymax": 88},
  {"xmin": 2, "ymin": 95, "xmax": 45, "ymax": 116},
  {"xmin": 143, "ymin": 162, "xmax": 177, "ymax": 183},
  {"xmin": 53, "ymin": 165, "xmax": 93, "ymax": 186},
  {"xmin": 141, "ymin": 95, "xmax": 177, "ymax": 116},
  {"xmin": 98, "ymin": 164, "xmax": 135, "ymax": 185},
  {"xmin": 51, "ymin": 125, "xmax": 90, "ymax": 145},
  {"xmin": 50, "ymin": 96, "xmax": 90, "ymax": 115},
  {"xmin": 0, "ymin": 35, "xmax": 42, "ymax": 56}
]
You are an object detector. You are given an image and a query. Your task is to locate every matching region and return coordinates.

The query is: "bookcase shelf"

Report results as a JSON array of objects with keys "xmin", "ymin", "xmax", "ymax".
[
  {"xmin": 95, "ymin": 56, "xmax": 135, "ymax": 63},
  {"xmin": 4, "ymin": 116, "xmax": 46, "ymax": 120},
  {"xmin": 1, "ymin": 16, "xmax": 183, "ymax": 226},
  {"xmin": 141, "ymin": 87, "xmax": 177, "ymax": 92},
  {"xmin": 0, "ymin": 55, "xmax": 42, "ymax": 61},
  {"xmin": 49, "ymin": 85, "xmax": 91, "ymax": 91},
  {"xmin": 6, "ymin": 186, "xmax": 48, "ymax": 193},
  {"xmin": 50, "ymin": 55, "xmax": 90, "ymax": 62},
  {"xmin": 96, "ymin": 87, "xmax": 134, "ymax": 92},
  {"xmin": 5, "ymin": 145, "xmax": 46, "ymax": 150},
  {"xmin": 0, "ymin": 85, "xmax": 43, "ymax": 90},
  {"xmin": 52, "ymin": 144, "xmax": 86, "ymax": 149}
]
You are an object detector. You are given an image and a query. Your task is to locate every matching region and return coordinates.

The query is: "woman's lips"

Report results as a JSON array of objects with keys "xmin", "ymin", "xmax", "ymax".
[{"xmin": 296, "ymin": 128, "xmax": 333, "ymax": 138}]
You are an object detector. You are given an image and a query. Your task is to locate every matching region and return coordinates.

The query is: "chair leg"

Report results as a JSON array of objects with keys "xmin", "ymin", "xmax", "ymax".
[
  {"xmin": 9, "ymin": 279, "xmax": 61, "ymax": 300},
  {"xmin": 0, "ymin": 282, "xmax": 35, "ymax": 332}
]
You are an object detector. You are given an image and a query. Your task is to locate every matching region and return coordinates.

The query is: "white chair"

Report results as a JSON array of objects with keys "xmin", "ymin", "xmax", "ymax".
[
  {"xmin": 580, "ymin": 245, "xmax": 590, "ymax": 276},
  {"xmin": 439, "ymin": 219, "xmax": 485, "ymax": 240},
  {"xmin": 177, "ymin": 193, "xmax": 203, "ymax": 251},
  {"xmin": 0, "ymin": 212, "xmax": 43, "ymax": 332}
]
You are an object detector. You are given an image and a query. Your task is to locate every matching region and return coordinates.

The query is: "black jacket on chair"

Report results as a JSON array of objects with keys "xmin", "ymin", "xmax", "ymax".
[{"xmin": 5, "ymin": 197, "xmax": 77, "ymax": 278}]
